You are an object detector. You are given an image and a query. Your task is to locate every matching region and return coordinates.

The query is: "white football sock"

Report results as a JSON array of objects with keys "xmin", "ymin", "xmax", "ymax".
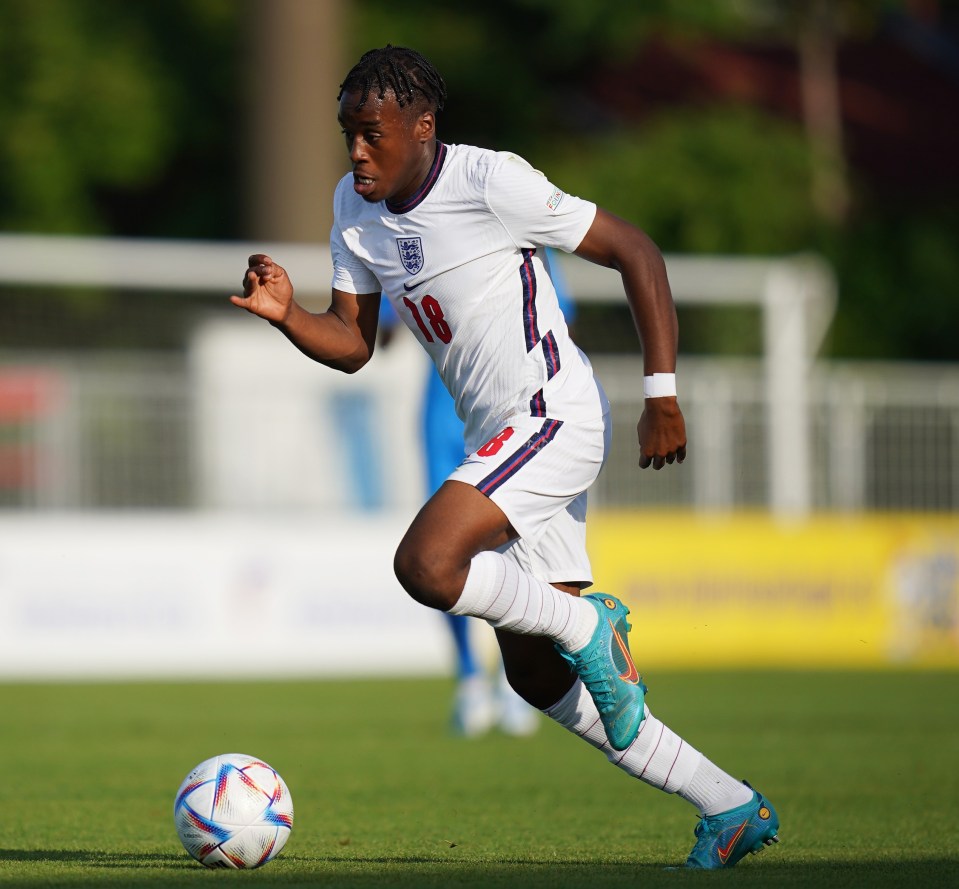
[
  {"xmin": 448, "ymin": 550, "xmax": 598, "ymax": 652},
  {"xmin": 544, "ymin": 678, "xmax": 752, "ymax": 814},
  {"xmin": 682, "ymin": 756, "xmax": 754, "ymax": 816}
]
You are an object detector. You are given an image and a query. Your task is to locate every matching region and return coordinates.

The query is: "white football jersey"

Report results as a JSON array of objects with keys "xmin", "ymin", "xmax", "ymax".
[{"xmin": 330, "ymin": 142, "xmax": 602, "ymax": 451}]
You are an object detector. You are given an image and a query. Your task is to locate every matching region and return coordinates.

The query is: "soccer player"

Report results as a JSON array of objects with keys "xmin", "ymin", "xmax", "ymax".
[{"xmin": 232, "ymin": 45, "xmax": 779, "ymax": 868}]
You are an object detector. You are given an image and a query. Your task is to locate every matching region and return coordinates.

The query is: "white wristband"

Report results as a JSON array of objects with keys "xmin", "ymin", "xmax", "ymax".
[{"xmin": 644, "ymin": 372, "xmax": 677, "ymax": 398}]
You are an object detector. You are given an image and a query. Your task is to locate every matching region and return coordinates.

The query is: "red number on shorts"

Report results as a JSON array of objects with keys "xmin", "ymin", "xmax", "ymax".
[
  {"xmin": 402, "ymin": 295, "xmax": 451, "ymax": 345},
  {"xmin": 478, "ymin": 427, "xmax": 514, "ymax": 457}
]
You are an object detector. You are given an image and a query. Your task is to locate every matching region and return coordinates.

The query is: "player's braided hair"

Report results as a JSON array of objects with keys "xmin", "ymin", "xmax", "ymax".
[{"xmin": 338, "ymin": 45, "xmax": 447, "ymax": 113}]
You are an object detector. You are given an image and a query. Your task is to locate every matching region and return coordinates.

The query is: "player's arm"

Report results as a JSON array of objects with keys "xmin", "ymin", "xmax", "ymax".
[
  {"xmin": 573, "ymin": 209, "xmax": 686, "ymax": 470},
  {"xmin": 231, "ymin": 253, "xmax": 380, "ymax": 374}
]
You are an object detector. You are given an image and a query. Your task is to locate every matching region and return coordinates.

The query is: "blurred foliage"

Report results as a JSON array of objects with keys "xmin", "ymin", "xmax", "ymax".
[
  {"xmin": 545, "ymin": 108, "xmax": 817, "ymax": 255},
  {"xmin": 0, "ymin": 0, "xmax": 240, "ymax": 237},
  {"xmin": 0, "ymin": 0, "xmax": 168, "ymax": 232},
  {"xmin": 825, "ymin": 199, "xmax": 959, "ymax": 359},
  {"xmin": 348, "ymin": 0, "xmax": 754, "ymax": 154},
  {"xmin": 544, "ymin": 107, "xmax": 817, "ymax": 357},
  {"xmin": 0, "ymin": 0, "xmax": 955, "ymax": 359}
]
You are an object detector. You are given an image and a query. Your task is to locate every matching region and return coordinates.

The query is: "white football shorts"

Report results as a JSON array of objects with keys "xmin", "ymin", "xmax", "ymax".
[{"xmin": 448, "ymin": 408, "xmax": 612, "ymax": 587}]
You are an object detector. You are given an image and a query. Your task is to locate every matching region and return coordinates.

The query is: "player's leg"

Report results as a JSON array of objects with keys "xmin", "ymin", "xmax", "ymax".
[
  {"xmin": 491, "ymin": 593, "xmax": 778, "ymax": 867},
  {"xmin": 394, "ymin": 478, "xmax": 595, "ymax": 650},
  {"xmin": 493, "ymin": 484, "xmax": 779, "ymax": 868},
  {"xmin": 493, "ymin": 621, "xmax": 577, "ymax": 709},
  {"xmin": 487, "ymin": 515, "xmax": 589, "ymax": 709},
  {"xmin": 544, "ymin": 677, "xmax": 779, "ymax": 868},
  {"xmin": 394, "ymin": 412, "xmax": 645, "ymax": 750},
  {"xmin": 396, "ymin": 475, "xmax": 638, "ymax": 735}
]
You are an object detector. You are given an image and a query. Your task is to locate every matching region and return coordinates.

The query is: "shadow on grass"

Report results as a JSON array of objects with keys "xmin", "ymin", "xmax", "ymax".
[
  {"xmin": 0, "ymin": 849, "xmax": 192, "ymax": 869},
  {"xmin": 1, "ymin": 849, "xmax": 184, "ymax": 862},
  {"xmin": 0, "ymin": 850, "xmax": 956, "ymax": 887}
]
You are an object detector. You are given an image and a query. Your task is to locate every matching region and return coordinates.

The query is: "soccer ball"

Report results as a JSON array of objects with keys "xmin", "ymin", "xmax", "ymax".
[{"xmin": 173, "ymin": 753, "xmax": 294, "ymax": 869}]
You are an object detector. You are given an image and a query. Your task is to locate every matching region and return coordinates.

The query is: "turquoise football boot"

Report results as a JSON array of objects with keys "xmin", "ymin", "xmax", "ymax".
[
  {"xmin": 685, "ymin": 783, "xmax": 780, "ymax": 869},
  {"xmin": 557, "ymin": 593, "xmax": 646, "ymax": 751}
]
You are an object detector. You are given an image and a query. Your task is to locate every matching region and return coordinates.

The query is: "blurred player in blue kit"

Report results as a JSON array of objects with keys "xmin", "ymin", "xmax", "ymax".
[{"xmin": 232, "ymin": 45, "xmax": 780, "ymax": 868}]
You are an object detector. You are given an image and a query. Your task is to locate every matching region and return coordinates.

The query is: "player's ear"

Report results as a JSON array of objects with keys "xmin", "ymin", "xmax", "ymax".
[{"xmin": 415, "ymin": 110, "xmax": 435, "ymax": 143}]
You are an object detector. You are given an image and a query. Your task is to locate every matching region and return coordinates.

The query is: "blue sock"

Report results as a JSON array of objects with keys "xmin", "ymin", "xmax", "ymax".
[{"xmin": 443, "ymin": 612, "xmax": 479, "ymax": 679}]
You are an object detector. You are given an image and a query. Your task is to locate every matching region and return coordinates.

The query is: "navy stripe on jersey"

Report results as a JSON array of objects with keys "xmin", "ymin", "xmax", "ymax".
[
  {"xmin": 476, "ymin": 418, "xmax": 564, "ymax": 496},
  {"xmin": 386, "ymin": 142, "xmax": 448, "ymax": 215},
  {"xmin": 520, "ymin": 248, "xmax": 540, "ymax": 353},
  {"xmin": 529, "ymin": 389, "xmax": 546, "ymax": 417},
  {"xmin": 519, "ymin": 251, "xmax": 562, "ymax": 416},
  {"xmin": 541, "ymin": 330, "xmax": 560, "ymax": 380}
]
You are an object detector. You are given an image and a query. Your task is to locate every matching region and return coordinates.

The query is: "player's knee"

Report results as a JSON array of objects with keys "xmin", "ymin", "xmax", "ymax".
[{"xmin": 393, "ymin": 543, "xmax": 459, "ymax": 611}]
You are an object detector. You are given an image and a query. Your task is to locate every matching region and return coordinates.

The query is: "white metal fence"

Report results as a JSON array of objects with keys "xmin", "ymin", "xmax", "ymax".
[
  {"xmin": 2, "ymin": 349, "xmax": 956, "ymax": 513},
  {"xmin": 593, "ymin": 356, "xmax": 959, "ymax": 512}
]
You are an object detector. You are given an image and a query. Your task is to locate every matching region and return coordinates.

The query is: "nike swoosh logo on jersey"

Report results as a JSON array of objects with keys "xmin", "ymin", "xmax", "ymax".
[
  {"xmin": 608, "ymin": 618, "xmax": 640, "ymax": 684},
  {"xmin": 717, "ymin": 820, "xmax": 750, "ymax": 864},
  {"xmin": 403, "ymin": 281, "xmax": 419, "ymax": 291}
]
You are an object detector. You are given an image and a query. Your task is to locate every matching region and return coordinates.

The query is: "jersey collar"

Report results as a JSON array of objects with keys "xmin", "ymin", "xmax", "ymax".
[{"xmin": 386, "ymin": 142, "xmax": 447, "ymax": 215}]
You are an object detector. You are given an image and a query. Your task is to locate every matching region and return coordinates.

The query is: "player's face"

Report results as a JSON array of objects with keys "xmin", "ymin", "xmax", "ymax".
[{"xmin": 338, "ymin": 90, "xmax": 435, "ymax": 204}]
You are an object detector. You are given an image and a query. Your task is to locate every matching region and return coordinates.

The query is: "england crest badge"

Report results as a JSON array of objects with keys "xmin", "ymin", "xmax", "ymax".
[{"xmin": 396, "ymin": 237, "xmax": 424, "ymax": 275}]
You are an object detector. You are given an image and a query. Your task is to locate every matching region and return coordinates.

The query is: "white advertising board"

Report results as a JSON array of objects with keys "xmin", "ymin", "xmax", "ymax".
[
  {"xmin": 191, "ymin": 316, "xmax": 430, "ymax": 512},
  {"xmin": 0, "ymin": 513, "xmax": 450, "ymax": 680}
]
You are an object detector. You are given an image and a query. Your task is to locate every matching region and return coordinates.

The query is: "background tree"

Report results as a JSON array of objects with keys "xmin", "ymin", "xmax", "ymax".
[{"xmin": 0, "ymin": 0, "xmax": 240, "ymax": 237}]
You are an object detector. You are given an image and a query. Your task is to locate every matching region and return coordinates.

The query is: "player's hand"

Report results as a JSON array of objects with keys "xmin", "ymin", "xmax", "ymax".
[
  {"xmin": 230, "ymin": 254, "xmax": 295, "ymax": 324},
  {"xmin": 637, "ymin": 396, "xmax": 687, "ymax": 470}
]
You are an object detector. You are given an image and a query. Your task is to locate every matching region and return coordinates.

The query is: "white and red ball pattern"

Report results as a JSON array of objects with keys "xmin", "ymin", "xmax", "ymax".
[{"xmin": 174, "ymin": 753, "xmax": 294, "ymax": 869}]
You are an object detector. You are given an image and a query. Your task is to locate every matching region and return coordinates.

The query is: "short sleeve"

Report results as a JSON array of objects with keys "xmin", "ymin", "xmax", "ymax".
[
  {"xmin": 330, "ymin": 219, "xmax": 381, "ymax": 294},
  {"xmin": 485, "ymin": 154, "xmax": 597, "ymax": 253}
]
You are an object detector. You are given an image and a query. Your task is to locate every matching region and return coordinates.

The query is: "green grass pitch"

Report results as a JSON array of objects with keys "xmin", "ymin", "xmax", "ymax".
[{"xmin": 1, "ymin": 671, "xmax": 957, "ymax": 887}]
